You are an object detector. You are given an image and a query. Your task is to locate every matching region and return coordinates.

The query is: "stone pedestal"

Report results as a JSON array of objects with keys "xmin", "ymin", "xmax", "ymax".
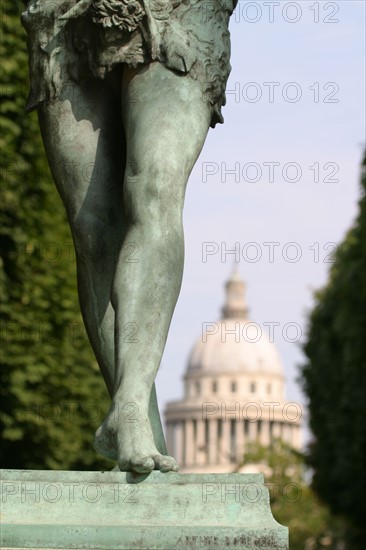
[{"xmin": 0, "ymin": 469, "xmax": 288, "ymax": 549}]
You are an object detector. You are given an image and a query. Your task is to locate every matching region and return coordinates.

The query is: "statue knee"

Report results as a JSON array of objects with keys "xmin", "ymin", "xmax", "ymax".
[
  {"xmin": 124, "ymin": 162, "xmax": 185, "ymax": 232},
  {"xmin": 72, "ymin": 212, "xmax": 115, "ymax": 264}
]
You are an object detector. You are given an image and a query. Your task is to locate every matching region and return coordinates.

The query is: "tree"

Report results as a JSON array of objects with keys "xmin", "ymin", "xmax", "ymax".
[
  {"xmin": 300, "ymin": 153, "xmax": 366, "ymax": 547},
  {"xmin": 0, "ymin": 1, "xmax": 111, "ymax": 470},
  {"xmin": 239, "ymin": 440, "xmax": 346, "ymax": 549}
]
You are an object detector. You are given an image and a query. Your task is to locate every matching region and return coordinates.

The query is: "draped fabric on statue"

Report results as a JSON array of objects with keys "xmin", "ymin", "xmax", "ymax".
[{"xmin": 21, "ymin": 0, "xmax": 238, "ymax": 127}]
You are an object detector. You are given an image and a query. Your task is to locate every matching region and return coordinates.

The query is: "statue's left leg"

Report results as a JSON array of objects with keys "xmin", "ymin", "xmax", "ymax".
[{"xmin": 94, "ymin": 62, "xmax": 212, "ymax": 473}]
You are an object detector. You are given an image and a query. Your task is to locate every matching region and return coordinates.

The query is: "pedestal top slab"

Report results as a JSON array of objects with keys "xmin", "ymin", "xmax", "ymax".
[{"xmin": 1, "ymin": 469, "xmax": 288, "ymax": 550}]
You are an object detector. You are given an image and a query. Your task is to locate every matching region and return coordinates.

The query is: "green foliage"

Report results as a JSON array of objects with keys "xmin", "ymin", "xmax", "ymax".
[
  {"xmin": 301, "ymin": 153, "xmax": 366, "ymax": 547},
  {"xmin": 0, "ymin": 1, "xmax": 112, "ymax": 470},
  {"xmin": 239, "ymin": 440, "xmax": 346, "ymax": 549}
]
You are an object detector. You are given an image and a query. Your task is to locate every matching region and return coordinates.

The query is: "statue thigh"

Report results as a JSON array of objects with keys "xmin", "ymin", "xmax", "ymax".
[
  {"xmin": 121, "ymin": 61, "xmax": 212, "ymax": 217},
  {"xmin": 37, "ymin": 78, "xmax": 126, "ymax": 252}
]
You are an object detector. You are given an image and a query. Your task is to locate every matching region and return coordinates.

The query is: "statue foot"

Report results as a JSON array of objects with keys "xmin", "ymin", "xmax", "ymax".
[{"xmin": 94, "ymin": 401, "xmax": 179, "ymax": 474}]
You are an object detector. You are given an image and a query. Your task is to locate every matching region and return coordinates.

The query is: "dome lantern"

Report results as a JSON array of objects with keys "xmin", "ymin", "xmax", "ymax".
[{"xmin": 221, "ymin": 267, "xmax": 248, "ymax": 319}]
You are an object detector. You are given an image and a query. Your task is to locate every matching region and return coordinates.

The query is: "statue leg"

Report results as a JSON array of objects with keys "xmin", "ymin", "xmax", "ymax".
[
  {"xmin": 94, "ymin": 62, "xmax": 212, "ymax": 472},
  {"xmin": 37, "ymin": 78, "xmax": 167, "ymax": 455}
]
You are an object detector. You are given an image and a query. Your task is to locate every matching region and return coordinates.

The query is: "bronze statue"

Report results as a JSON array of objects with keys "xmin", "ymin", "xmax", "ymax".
[{"xmin": 22, "ymin": 0, "xmax": 237, "ymax": 473}]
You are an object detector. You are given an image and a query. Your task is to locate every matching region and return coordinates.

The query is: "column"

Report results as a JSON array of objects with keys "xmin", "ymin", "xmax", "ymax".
[
  {"xmin": 220, "ymin": 419, "xmax": 231, "ymax": 465},
  {"xmin": 217, "ymin": 420, "xmax": 222, "ymax": 464},
  {"xmin": 196, "ymin": 418, "xmax": 206, "ymax": 465},
  {"xmin": 185, "ymin": 419, "xmax": 195, "ymax": 466},
  {"xmin": 272, "ymin": 421, "xmax": 281, "ymax": 440},
  {"xmin": 166, "ymin": 421, "xmax": 174, "ymax": 456},
  {"xmin": 260, "ymin": 420, "xmax": 271, "ymax": 446},
  {"xmin": 285, "ymin": 422, "xmax": 293, "ymax": 446},
  {"xmin": 208, "ymin": 419, "xmax": 217, "ymax": 464},
  {"xmin": 280, "ymin": 421, "xmax": 288, "ymax": 445},
  {"xmin": 236, "ymin": 420, "xmax": 245, "ymax": 463},
  {"xmin": 248, "ymin": 420, "xmax": 257, "ymax": 441},
  {"xmin": 175, "ymin": 421, "xmax": 183, "ymax": 465}
]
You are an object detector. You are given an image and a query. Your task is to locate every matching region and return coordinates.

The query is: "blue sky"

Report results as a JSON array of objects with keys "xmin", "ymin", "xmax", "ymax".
[{"xmin": 156, "ymin": 1, "xmax": 365, "ymax": 443}]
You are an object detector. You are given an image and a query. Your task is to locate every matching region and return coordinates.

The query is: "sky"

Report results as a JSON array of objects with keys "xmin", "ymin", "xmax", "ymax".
[{"xmin": 155, "ymin": 0, "xmax": 366, "ymax": 444}]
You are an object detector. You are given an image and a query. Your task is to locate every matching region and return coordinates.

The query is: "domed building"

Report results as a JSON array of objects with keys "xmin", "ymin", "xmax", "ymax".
[{"xmin": 164, "ymin": 270, "xmax": 302, "ymax": 473}]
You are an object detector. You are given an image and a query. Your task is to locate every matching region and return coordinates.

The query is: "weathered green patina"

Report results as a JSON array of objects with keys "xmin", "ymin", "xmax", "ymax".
[
  {"xmin": 1, "ymin": 470, "xmax": 288, "ymax": 549},
  {"xmin": 21, "ymin": 0, "xmax": 237, "ymax": 474},
  {"xmin": 16, "ymin": 3, "xmax": 290, "ymax": 545}
]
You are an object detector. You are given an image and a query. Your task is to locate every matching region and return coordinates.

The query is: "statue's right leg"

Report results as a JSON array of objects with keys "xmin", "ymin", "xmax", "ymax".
[
  {"xmin": 37, "ymin": 79, "xmax": 167, "ymax": 456},
  {"xmin": 38, "ymin": 79, "xmax": 125, "ymax": 396}
]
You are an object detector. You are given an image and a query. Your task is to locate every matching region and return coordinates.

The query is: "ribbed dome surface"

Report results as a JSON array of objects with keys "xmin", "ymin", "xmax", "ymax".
[
  {"xmin": 187, "ymin": 318, "xmax": 284, "ymax": 376},
  {"xmin": 187, "ymin": 270, "xmax": 284, "ymax": 377}
]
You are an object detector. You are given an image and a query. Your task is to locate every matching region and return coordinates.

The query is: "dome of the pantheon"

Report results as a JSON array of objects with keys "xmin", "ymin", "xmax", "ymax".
[
  {"xmin": 164, "ymin": 271, "xmax": 300, "ymax": 473},
  {"xmin": 187, "ymin": 269, "xmax": 284, "ymax": 380}
]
